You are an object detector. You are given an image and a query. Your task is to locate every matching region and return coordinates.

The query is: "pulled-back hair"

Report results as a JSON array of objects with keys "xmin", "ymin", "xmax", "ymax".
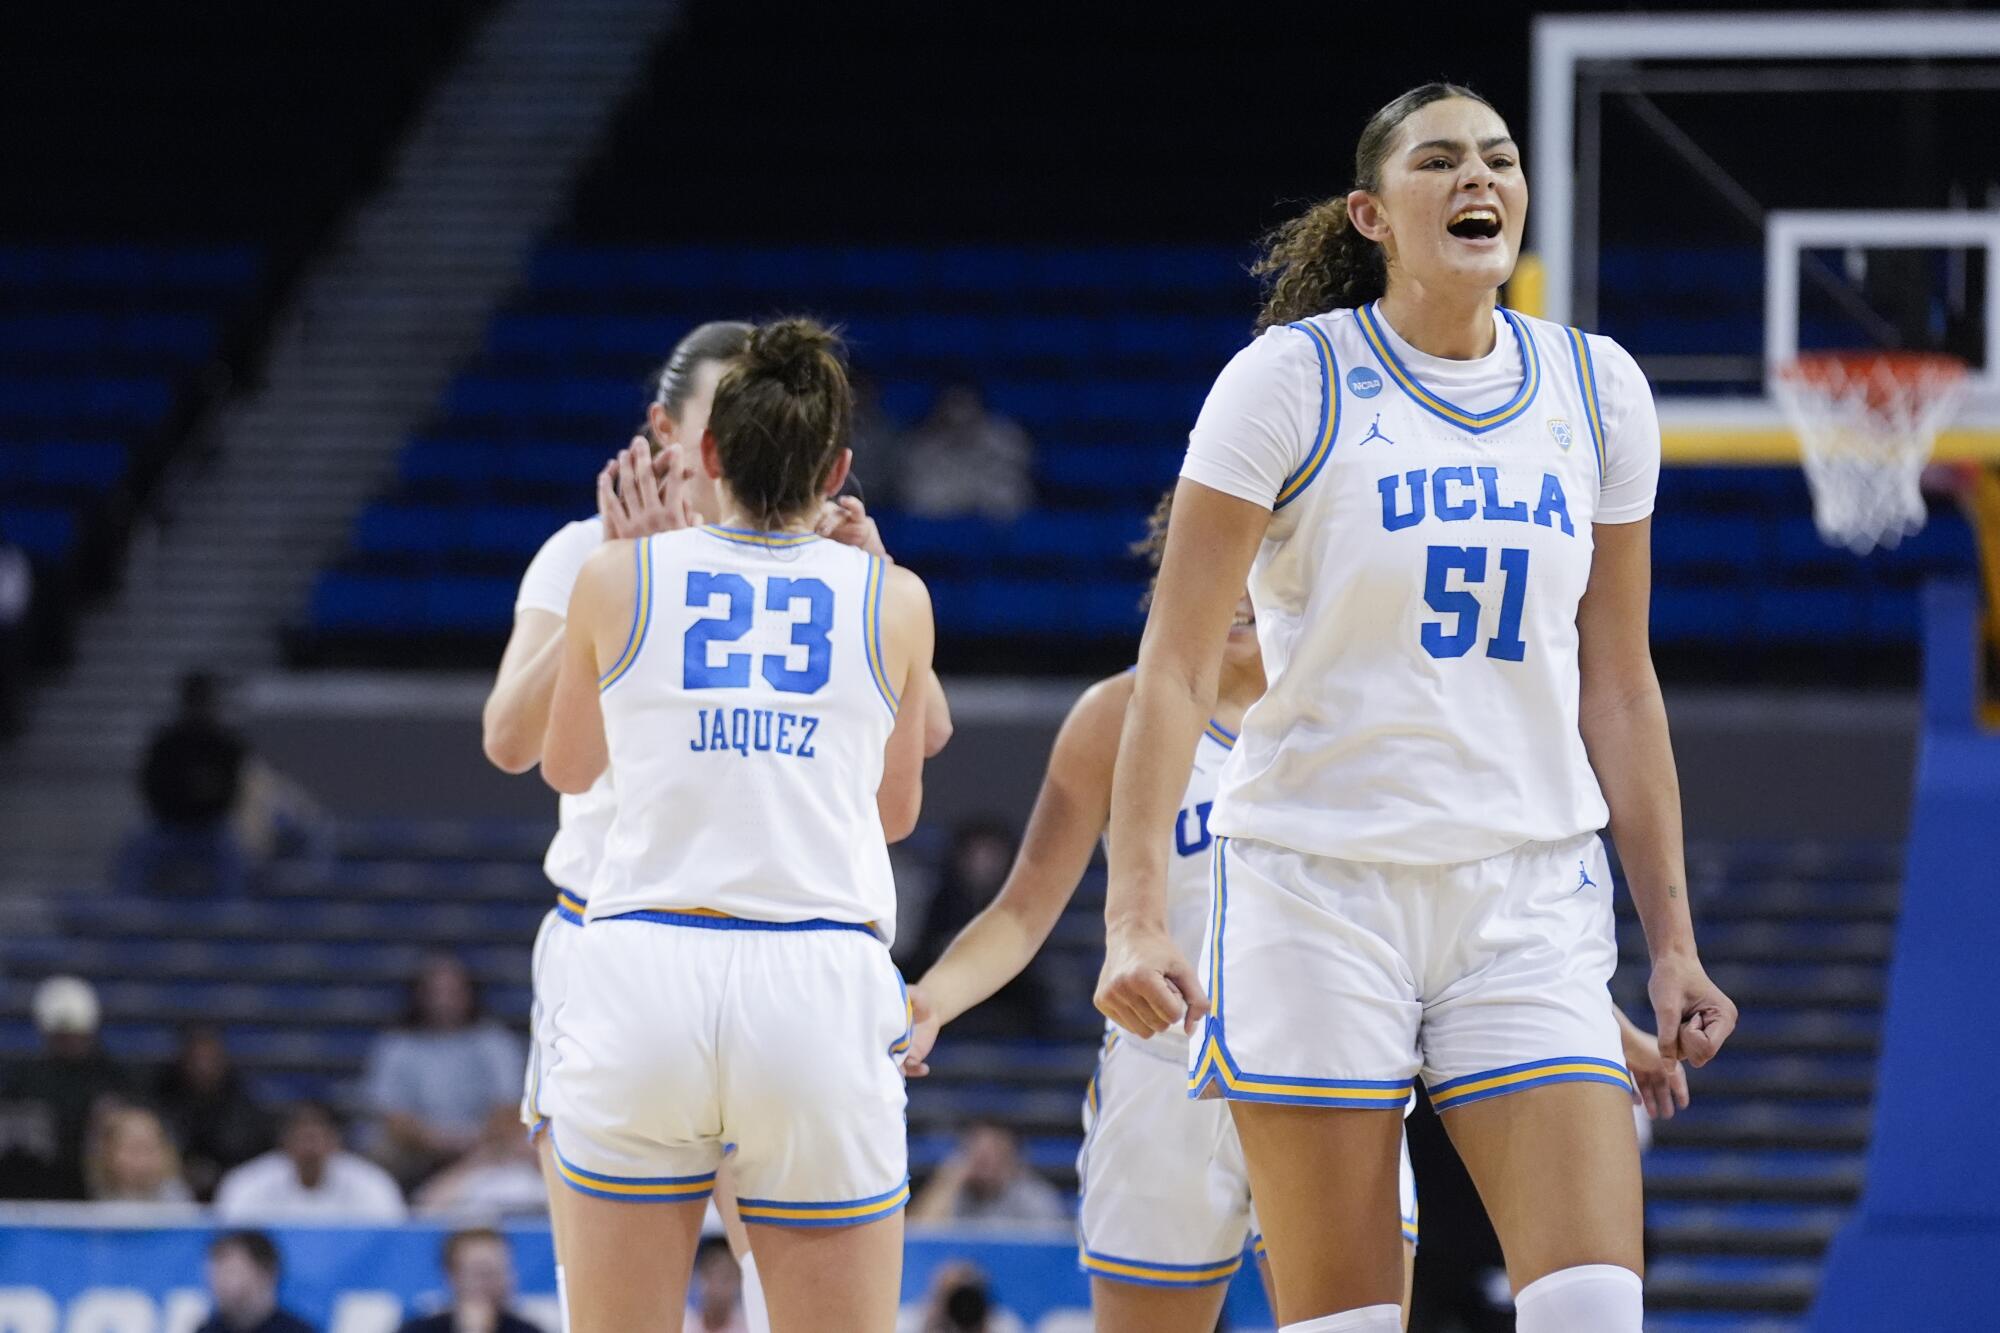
[
  {"xmin": 651, "ymin": 320, "xmax": 753, "ymax": 418},
  {"xmin": 1252, "ymin": 82, "xmax": 1494, "ymax": 330},
  {"xmin": 707, "ymin": 317, "xmax": 852, "ymax": 530},
  {"xmin": 1133, "ymin": 487, "xmax": 1175, "ymax": 610}
]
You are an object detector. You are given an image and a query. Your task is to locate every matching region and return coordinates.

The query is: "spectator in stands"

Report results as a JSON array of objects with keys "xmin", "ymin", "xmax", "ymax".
[
  {"xmin": 0, "ymin": 976, "xmax": 130, "ymax": 1199},
  {"xmin": 414, "ymin": 1105, "xmax": 546, "ymax": 1217},
  {"xmin": 84, "ymin": 1102, "xmax": 193, "ymax": 1204},
  {"xmin": 362, "ymin": 953, "xmax": 524, "ymax": 1187},
  {"xmin": 0, "ymin": 530, "xmax": 29, "ymax": 740},
  {"xmin": 899, "ymin": 1260, "xmax": 1024, "ymax": 1333},
  {"xmin": 214, "ymin": 1100, "xmax": 406, "ymax": 1222},
  {"xmin": 907, "ymin": 1120, "xmax": 1068, "ymax": 1225},
  {"xmin": 153, "ymin": 1026, "xmax": 270, "ymax": 1201},
  {"xmin": 896, "ymin": 384, "xmax": 1035, "ymax": 520},
  {"xmin": 395, "ymin": 1227, "xmax": 541, "ymax": 1333},
  {"xmin": 907, "ymin": 820, "xmax": 1048, "ymax": 1037},
  {"xmin": 194, "ymin": 1230, "xmax": 317, "ymax": 1333},
  {"xmin": 683, "ymin": 1236, "xmax": 749, "ymax": 1333},
  {"xmin": 125, "ymin": 672, "xmax": 249, "ymax": 896}
]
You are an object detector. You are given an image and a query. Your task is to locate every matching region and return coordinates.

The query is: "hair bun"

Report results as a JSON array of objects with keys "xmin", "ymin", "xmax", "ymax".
[{"xmin": 746, "ymin": 317, "xmax": 845, "ymax": 394}]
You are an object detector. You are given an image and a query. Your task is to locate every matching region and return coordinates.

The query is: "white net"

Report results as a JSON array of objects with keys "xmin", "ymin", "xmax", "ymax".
[{"xmin": 1773, "ymin": 353, "xmax": 1968, "ymax": 555}]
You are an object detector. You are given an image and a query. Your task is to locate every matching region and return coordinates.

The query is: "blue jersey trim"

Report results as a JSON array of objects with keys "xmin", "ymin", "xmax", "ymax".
[
  {"xmin": 1275, "ymin": 320, "xmax": 1340, "ymax": 508},
  {"xmin": 1357, "ymin": 302, "xmax": 1542, "ymax": 435}
]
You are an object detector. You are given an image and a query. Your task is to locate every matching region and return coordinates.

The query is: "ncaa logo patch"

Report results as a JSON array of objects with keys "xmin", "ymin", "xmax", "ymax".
[
  {"xmin": 1346, "ymin": 366, "xmax": 1383, "ymax": 398},
  {"xmin": 1548, "ymin": 417, "xmax": 1575, "ymax": 450}
]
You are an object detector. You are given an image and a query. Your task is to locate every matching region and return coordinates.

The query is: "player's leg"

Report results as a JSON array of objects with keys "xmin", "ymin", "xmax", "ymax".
[
  {"xmin": 1194, "ymin": 837, "xmax": 1419, "ymax": 1329},
  {"xmin": 1422, "ymin": 834, "xmax": 1643, "ymax": 1331},
  {"xmin": 1440, "ymin": 1083, "xmax": 1643, "ymax": 1299},
  {"xmin": 1233, "ymin": 1103, "xmax": 1408, "ymax": 1326},
  {"xmin": 723, "ymin": 925, "xmax": 912, "ymax": 1333},
  {"xmin": 1253, "ymin": 1240, "xmax": 1413, "ymax": 1331},
  {"xmin": 547, "ymin": 1183, "xmax": 705, "ymax": 1332},
  {"xmin": 747, "ymin": 1213, "xmax": 904, "ymax": 1332}
]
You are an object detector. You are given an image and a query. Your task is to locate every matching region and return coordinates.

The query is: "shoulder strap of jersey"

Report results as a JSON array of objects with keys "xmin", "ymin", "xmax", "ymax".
[
  {"xmin": 597, "ymin": 535, "xmax": 654, "ymax": 692},
  {"xmin": 1559, "ymin": 325, "xmax": 1609, "ymax": 485},
  {"xmin": 1276, "ymin": 319, "xmax": 1340, "ymax": 509}
]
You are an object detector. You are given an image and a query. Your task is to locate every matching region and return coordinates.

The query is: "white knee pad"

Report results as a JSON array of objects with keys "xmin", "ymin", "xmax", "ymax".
[
  {"xmin": 1514, "ymin": 1264, "xmax": 1643, "ymax": 1333},
  {"xmin": 1282, "ymin": 1305, "xmax": 1402, "ymax": 1332}
]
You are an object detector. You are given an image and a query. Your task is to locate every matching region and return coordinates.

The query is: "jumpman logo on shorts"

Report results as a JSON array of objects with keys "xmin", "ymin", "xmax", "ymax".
[
  {"xmin": 1575, "ymin": 860, "xmax": 1597, "ymax": 893},
  {"xmin": 1357, "ymin": 414, "xmax": 1392, "ymax": 447}
]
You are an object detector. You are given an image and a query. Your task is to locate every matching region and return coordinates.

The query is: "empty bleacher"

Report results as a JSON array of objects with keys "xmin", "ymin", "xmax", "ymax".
[{"xmin": 294, "ymin": 242, "xmax": 1978, "ymax": 680}]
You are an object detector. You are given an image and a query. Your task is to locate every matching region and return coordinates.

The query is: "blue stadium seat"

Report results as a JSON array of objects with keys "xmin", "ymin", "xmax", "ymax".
[{"xmin": 0, "ymin": 506, "xmax": 79, "ymax": 560}]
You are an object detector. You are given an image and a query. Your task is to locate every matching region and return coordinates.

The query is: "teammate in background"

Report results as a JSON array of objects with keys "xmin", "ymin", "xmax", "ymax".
[
  {"xmin": 902, "ymin": 490, "xmax": 1415, "ymax": 1331},
  {"xmin": 1095, "ymin": 84, "xmax": 1735, "ymax": 1333},
  {"xmin": 484, "ymin": 322, "xmax": 766, "ymax": 1325},
  {"xmin": 540, "ymin": 319, "xmax": 935, "ymax": 1333}
]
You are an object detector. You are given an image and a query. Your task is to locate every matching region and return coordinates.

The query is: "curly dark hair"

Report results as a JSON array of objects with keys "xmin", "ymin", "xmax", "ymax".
[{"xmin": 1252, "ymin": 82, "xmax": 1495, "ymax": 331}]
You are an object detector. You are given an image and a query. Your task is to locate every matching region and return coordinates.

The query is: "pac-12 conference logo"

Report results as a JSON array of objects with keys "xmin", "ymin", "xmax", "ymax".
[
  {"xmin": 1548, "ymin": 417, "xmax": 1574, "ymax": 450},
  {"xmin": 1347, "ymin": 366, "xmax": 1383, "ymax": 398}
]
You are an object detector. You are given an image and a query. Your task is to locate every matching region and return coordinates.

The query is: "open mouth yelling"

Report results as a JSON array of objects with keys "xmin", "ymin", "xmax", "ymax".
[{"xmin": 1446, "ymin": 206, "xmax": 1502, "ymax": 241}]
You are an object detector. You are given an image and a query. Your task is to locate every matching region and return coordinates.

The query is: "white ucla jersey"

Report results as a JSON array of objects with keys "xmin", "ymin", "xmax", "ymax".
[
  {"xmin": 588, "ymin": 525, "xmax": 902, "ymax": 936},
  {"xmin": 514, "ymin": 516, "xmax": 614, "ymax": 903},
  {"xmin": 1109, "ymin": 715, "xmax": 1236, "ymax": 1062},
  {"xmin": 1180, "ymin": 303, "xmax": 1661, "ymax": 865}
]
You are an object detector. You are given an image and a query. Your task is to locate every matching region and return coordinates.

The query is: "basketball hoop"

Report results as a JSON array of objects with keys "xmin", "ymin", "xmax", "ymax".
[{"xmin": 1773, "ymin": 352, "xmax": 1968, "ymax": 554}]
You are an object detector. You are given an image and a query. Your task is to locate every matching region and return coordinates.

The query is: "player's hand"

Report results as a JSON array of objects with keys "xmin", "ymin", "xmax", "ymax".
[
  {"xmin": 1648, "ymin": 951, "xmax": 1737, "ymax": 1069},
  {"xmin": 1095, "ymin": 916, "xmax": 1207, "ymax": 1040},
  {"xmin": 901, "ymin": 985, "xmax": 941, "ymax": 1078},
  {"xmin": 598, "ymin": 438, "xmax": 697, "ymax": 539},
  {"xmin": 817, "ymin": 495, "xmax": 891, "ymax": 561},
  {"xmin": 1618, "ymin": 1012, "xmax": 1690, "ymax": 1119}
]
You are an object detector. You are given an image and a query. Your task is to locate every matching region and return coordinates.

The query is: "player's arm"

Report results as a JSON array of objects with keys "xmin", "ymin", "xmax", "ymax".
[
  {"xmin": 920, "ymin": 669, "xmax": 953, "ymax": 757},
  {"xmin": 540, "ymin": 543, "xmax": 636, "ymax": 795},
  {"xmin": 1099, "ymin": 478, "xmax": 1268, "ymax": 1039},
  {"xmin": 481, "ymin": 611, "xmax": 565, "ymax": 774},
  {"xmin": 902, "ymin": 675, "xmax": 1130, "ymax": 1074},
  {"xmin": 876, "ymin": 564, "xmax": 936, "ymax": 843},
  {"xmin": 1578, "ymin": 516, "xmax": 1736, "ymax": 1066}
]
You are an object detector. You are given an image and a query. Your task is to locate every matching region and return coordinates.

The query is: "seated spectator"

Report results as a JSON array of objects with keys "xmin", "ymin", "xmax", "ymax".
[
  {"xmin": 85, "ymin": 1103, "xmax": 193, "ymax": 1204},
  {"xmin": 394, "ymin": 1227, "xmax": 541, "ymax": 1333},
  {"xmin": 414, "ymin": 1106, "xmax": 546, "ymax": 1218},
  {"xmin": 0, "ymin": 976, "xmax": 130, "ymax": 1198},
  {"xmin": 907, "ymin": 820, "xmax": 1048, "ymax": 1037},
  {"xmin": 907, "ymin": 1121, "xmax": 1067, "ymax": 1226},
  {"xmin": 683, "ymin": 1236, "xmax": 748, "ymax": 1333},
  {"xmin": 195, "ymin": 1230, "xmax": 317, "ymax": 1333},
  {"xmin": 214, "ymin": 1101, "xmax": 406, "ymax": 1223},
  {"xmin": 897, "ymin": 1260, "xmax": 1025, "ymax": 1333},
  {"xmin": 897, "ymin": 384, "xmax": 1034, "ymax": 521},
  {"xmin": 123, "ymin": 672, "xmax": 248, "ymax": 896},
  {"xmin": 153, "ymin": 1026, "xmax": 270, "ymax": 1201},
  {"xmin": 362, "ymin": 953, "xmax": 525, "ymax": 1187}
]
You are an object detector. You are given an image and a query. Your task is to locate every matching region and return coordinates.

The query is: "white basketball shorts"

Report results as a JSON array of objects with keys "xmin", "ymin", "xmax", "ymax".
[
  {"xmin": 520, "ymin": 891, "xmax": 586, "ymax": 1133},
  {"xmin": 1189, "ymin": 832, "xmax": 1631, "ymax": 1112},
  {"xmin": 1080, "ymin": 1032, "xmax": 1417, "ymax": 1289},
  {"xmin": 543, "ymin": 909, "xmax": 912, "ymax": 1226}
]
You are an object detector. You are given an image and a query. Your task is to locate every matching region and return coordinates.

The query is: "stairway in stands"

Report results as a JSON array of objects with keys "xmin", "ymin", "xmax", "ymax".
[
  {"xmin": 0, "ymin": 828, "xmax": 1897, "ymax": 1333},
  {"xmin": 1621, "ymin": 841, "xmax": 1900, "ymax": 1333},
  {"xmin": 0, "ymin": 0, "xmax": 680, "ymax": 892}
]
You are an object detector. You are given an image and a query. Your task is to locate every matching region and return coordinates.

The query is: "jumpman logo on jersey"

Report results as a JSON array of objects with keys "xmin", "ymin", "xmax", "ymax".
[
  {"xmin": 1357, "ymin": 414, "xmax": 1392, "ymax": 447},
  {"xmin": 1575, "ymin": 860, "xmax": 1597, "ymax": 894}
]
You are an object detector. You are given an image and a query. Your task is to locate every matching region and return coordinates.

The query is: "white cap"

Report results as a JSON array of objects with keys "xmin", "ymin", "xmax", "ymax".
[{"xmin": 32, "ymin": 975, "xmax": 100, "ymax": 1036}]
